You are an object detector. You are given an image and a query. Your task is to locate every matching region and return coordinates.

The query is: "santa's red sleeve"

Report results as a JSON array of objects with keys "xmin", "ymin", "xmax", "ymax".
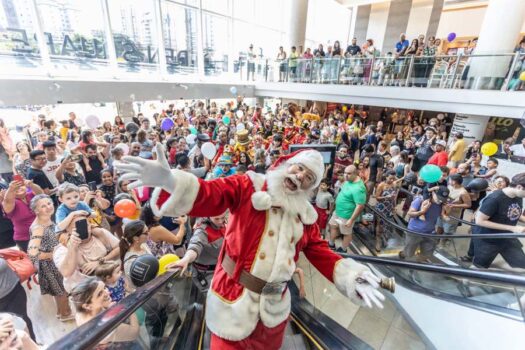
[
  {"xmin": 302, "ymin": 224, "xmax": 371, "ymax": 306},
  {"xmin": 150, "ymin": 169, "xmax": 248, "ymax": 218}
]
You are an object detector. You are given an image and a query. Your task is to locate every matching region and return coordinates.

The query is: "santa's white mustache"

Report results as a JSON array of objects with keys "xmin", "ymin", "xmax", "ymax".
[{"xmin": 285, "ymin": 174, "xmax": 301, "ymax": 188}]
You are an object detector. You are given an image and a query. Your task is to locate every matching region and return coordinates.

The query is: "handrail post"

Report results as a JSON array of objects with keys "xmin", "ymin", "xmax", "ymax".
[
  {"xmin": 449, "ymin": 53, "xmax": 462, "ymax": 89},
  {"xmin": 504, "ymin": 52, "xmax": 521, "ymax": 91},
  {"xmin": 309, "ymin": 58, "xmax": 314, "ymax": 83},
  {"xmin": 368, "ymin": 56, "xmax": 375, "ymax": 85},
  {"xmin": 335, "ymin": 57, "xmax": 341, "ymax": 84},
  {"xmin": 405, "ymin": 55, "xmax": 415, "ymax": 87}
]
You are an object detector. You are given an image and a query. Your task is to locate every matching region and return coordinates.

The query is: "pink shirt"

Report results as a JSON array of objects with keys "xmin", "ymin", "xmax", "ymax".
[{"xmin": 4, "ymin": 193, "xmax": 35, "ymax": 241}]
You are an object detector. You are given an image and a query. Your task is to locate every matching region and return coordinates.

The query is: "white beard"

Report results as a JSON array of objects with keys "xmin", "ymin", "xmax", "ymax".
[{"xmin": 266, "ymin": 165, "xmax": 312, "ymax": 216}]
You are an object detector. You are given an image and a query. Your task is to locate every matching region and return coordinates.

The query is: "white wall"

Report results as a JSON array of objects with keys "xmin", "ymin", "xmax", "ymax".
[
  {"xmin": 305, "ymin": 0, "xmax": 352, "ymax": 47},
  {"xmin": 437, "ymin": 6, "xmax": 525, "ymax": 39},
  {"xmin": 405, "ymin": 0, "xmax": 434, "ymax": 39},
  {"xmin": 366, "ymin": 1, "xmax": 390, "ymax": 52}
]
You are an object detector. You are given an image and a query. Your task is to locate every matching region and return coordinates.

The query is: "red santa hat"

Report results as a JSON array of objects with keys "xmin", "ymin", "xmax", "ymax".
[{"xmin": 270, "ymin": 149, "xmax": 324, "ymax": 188}]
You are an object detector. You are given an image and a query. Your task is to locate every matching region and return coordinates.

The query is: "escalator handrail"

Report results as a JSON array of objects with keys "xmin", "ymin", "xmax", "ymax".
[
  {"xmin": 340, "ymin": 252, "xmax": 525, "ymax": 287},
  {"xmin": 48, "ymin": 269, "xmax": 181, "ymax": 350},
  {"xmin": 365, "ymin": 203, "xmax": 525, "ymax": 239}
]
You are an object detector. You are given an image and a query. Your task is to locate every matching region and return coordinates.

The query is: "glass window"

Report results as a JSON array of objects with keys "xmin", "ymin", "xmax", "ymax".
[
  {"xmin": 202, "ymin": 0, "xmax": 229, "ymax": 15},
  {"xmin": 107, "ymin": 0, "xmax": 159, "ymax": 73},
  {"xmin": 172, "ymin": 0, "xmax": 199, "ymax": 7},
  {"xmin": 255, "ymin": 0, "xmax": 283, "ymax": 31},
  {"xmin": 233, "ymin": 0, "xmax": 254, "ymax": 20},
  {"xmin": 0, "ymin": 0, "xmax": 43, "ymax": 75},
  {"xmin": 232, "ymin": 20, "xmax": 253, "ymax": 56},
  {"xmin": 35, "ymin": 0, "xmax": 110, "ymax": 72},
  {"xmin": 202, "ymin": 13, "xmax": 229, "ymax": 75},
  {"xmin": 162, "ymin": 2, "xmax": 199, "ymax": 74}
]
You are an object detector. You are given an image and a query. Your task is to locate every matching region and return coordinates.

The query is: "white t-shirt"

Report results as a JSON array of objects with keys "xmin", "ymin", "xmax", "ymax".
[
  {"xmin": 510, "ymin": 144, "xmax": 525, "ymax": 157},
  {"xmin": 42, "ymin": 156, "xmax": 63, "ymax": 187}
]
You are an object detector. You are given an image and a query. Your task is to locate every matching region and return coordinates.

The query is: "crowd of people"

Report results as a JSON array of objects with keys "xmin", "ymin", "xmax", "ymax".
[
  {"xmin": 242, "ymin": 33, "xmax": 525, "ymax": 89},
  {"xmin": 0, "ymin": 96, "xmax": 525, "ymax": 348}
]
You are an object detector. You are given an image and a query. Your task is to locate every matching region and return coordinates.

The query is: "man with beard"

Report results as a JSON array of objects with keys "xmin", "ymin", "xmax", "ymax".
[
  {"xmin": 332, "ymin": 145, "xmax": 353, "ymax": 183},
  {"xmin": 117, "ymin": 145, "xmax": 384, "ymax": 350},
  {"xmin": 80, "ymin": 144, "xmax": 105, "ymax": 185},
  {"xmin": 130, "ymin": 142, "xmax": 141, "ymax": 157}
]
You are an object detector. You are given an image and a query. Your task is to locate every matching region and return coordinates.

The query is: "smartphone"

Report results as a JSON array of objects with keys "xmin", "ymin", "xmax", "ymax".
[
  {"xmin": 88, "ymin": 181, "xmax": 97, "ymax": 192},
  {"xmin": 75, "ymin": 219, "xmax": 89, "ymax": 240},
  {"xmin": 13, "ymin": 174, "xmax": 23, "ymax": 183},
  {"xmin": 69, "ymin": 154, "xmax": 83, "ymax": 162}
]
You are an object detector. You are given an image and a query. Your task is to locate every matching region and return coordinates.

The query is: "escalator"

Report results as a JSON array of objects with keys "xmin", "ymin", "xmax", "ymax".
[{"xmin": 48, "ymin": 249, "xmax": 525, "ymax": 350}]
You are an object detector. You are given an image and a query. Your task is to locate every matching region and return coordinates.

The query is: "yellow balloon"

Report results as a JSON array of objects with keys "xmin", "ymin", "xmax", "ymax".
[
  {"xmin": 481, "ymin": 142, "xmax": 498, "ymax": 156},
  {"xmin": 342, "ymin": 106, "xmax": 348, "ymax": 112},
  {"xmin": 157, "ymin": 254, "xmax": 180, "ymax": 275},
  {"xmin": 520, "ymin": 71, "xmax": 525, "ymax": 81}
]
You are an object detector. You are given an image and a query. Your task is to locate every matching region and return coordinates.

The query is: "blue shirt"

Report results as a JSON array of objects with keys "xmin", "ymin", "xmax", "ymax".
[
  {"xmin": 407, "ymin": 196, "xmax": 441, "ymax": 233},
  {"xmin": 395, "ymin": 40, "xmax": 409, "ymax": 53},
  {"xmin": 55, "ymin": 201, "xmax": 93, "ymax": 223}
]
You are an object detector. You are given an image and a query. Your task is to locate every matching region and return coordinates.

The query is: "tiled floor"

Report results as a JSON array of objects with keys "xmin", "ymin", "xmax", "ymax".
[{"xmin": 296, "ymin": 254, "xmax": 429, "ymax": 350}]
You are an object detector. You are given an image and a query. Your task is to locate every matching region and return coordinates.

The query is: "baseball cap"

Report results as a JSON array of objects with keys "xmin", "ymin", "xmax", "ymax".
[
  {"xmin": 436, "ymin": 140, "xmax": 447, "ymax": 147},
  {"xmin": 435, "ymin": 185, "xmax": 450, "ymax": 202}
]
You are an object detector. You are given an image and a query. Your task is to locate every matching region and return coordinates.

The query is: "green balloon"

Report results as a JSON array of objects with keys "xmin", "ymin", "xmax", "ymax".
[
  {"xmin": 420, "ymin": 164, "xmax": 442, "ymax": 183},
  {"xmin": 223, "ymin": 116, "xmax": 231, "ymax": 125},
  {"xmin": 189, "ymin": 127, "xmax": 198, "ymax": 135},
  {"xmin": 135, "ymin": 307, "xmax": 146, "ymax": 325}
]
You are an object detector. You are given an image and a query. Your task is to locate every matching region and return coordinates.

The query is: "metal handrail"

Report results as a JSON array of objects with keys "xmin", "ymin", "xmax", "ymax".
[
  {"xmin": 48, "ymin": 269, "xmax": 181, "ymax": 350},
  {"xmin": 365, "ymin": 203, "xmax": 525, "ymax": 239},
  {"xmin": 341, "ymin": 252, "xmax": 525, "ymax": 287}
]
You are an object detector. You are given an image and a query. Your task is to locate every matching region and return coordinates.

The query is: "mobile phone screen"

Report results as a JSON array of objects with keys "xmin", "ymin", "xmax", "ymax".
[
  {"xmin": 75, "ymin": 219, "xmax": 89, "ymax": 240},
  {"xmin": 88, "ymin": 181, "xmax": 97, "ymax": 192},
  {"xmin": 13, "ymin": 174, "xmax": 23, "ymax": 182}
]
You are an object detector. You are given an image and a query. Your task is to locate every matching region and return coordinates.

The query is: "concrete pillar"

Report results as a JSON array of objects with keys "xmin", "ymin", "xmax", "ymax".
[
  {"xmin": 116, "ymin": 101, "xmax": 135, "ymax": 123},
  {"xmin": 284, "ymin": 0, "xmax": 309, "ymax": 50},
  {"xmin": 467, "ymin": 0, "xmax": 525, "ymax": 90}
]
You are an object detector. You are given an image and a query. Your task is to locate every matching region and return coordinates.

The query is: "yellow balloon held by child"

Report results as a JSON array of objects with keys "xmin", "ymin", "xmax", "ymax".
[
  {"xmin": 157, "ymin": 254, "xmax": 180, "ymax": 275},
  {"xmin": 481, "ymin": 142, "xmax": 498, "ymax": 156},
  {"xmin": 520, "ymin": 71, "xmax": 525, "ymax": 81}
]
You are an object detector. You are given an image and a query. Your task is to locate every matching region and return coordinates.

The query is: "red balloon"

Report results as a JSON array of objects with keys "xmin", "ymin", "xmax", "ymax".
[{"xmin": 114, "ymin": 199, "xmax": 136, "ymax": 218}]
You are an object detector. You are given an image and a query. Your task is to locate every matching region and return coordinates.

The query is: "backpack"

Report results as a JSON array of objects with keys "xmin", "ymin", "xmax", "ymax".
[{"xmin": 0, "ymin": 249, "xmax": 37, "ymax": 282}]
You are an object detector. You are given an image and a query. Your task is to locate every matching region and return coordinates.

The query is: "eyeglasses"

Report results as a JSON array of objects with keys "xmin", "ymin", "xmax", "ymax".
[{"xmin": 34, "ymin": 157, "xmax": 47, "ymax": 161}]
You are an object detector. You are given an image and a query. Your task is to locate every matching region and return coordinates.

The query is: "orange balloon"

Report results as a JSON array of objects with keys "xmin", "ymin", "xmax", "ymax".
[{"xmin": 115, "ymin": 199, "xmax": 137, "ymax": 218}]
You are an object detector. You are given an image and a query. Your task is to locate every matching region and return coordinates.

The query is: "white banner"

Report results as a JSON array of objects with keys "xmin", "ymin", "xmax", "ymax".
[{"xmin": 450, "ymin": 114, "xmax": 489, "ymax": 146}]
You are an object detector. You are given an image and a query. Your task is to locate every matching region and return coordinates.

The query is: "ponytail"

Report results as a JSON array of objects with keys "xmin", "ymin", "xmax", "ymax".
[{"xmin": 119, "ymin": 220, "xmax": 147, "ymax": 271}]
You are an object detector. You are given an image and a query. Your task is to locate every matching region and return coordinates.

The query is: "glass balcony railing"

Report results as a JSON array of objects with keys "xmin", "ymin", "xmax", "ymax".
[{"xmin": 256, "ymin": 53, "xmax": 525, "ymax": 91}]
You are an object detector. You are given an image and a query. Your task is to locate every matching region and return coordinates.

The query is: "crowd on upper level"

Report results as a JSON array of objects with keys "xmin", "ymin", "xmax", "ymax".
[
  {"xmin": 240, "ymin": 33, "xmax": 525, "ymax": 90},
  {"xmin": 1, "ymin": 98, "xmax": 525, "ymax": 348}
]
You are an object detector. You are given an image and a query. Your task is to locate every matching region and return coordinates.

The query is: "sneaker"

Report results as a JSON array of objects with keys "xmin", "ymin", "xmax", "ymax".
[
  {"xmin": 336, "ymin": 247, "xmax": 347, "ymax": 254},
  {"xmin": 460, "ymin": 255, "xmax": 473, "ymax": 262}
]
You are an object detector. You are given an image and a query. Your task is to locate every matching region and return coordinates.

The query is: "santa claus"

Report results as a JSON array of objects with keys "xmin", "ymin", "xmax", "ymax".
[{"xmin": 117, "ymin": 144, "xmax": 384, "ymax": 349}]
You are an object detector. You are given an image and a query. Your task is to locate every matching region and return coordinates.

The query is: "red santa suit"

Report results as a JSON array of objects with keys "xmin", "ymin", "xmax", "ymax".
[{"xmin": 150, "ymin": 150, "xmax": 374, "ymax": 349}]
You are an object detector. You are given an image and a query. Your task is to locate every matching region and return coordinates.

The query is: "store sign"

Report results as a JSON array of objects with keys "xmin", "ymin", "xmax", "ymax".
[
  {"xmin": 6, "ymin": 28, "xmax": 183, "ymax": 64},
  {"xmin": 450, "ymin": 114, "xmax": 489, "ymax": 145},
  {"xmin": 483, "ymin": 116, "xmax": 525, "ymax": 143}
]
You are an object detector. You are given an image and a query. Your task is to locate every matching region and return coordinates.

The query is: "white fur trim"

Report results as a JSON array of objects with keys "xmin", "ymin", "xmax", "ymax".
[
  {"xmin": 260, "ymin": 289, "xmax": 291, "ymax": 328},
  {"xmin": 299, "ymin": 202, "xmax": 318, "ymax": 225},
  {"xmin": 287, "ymin": 150, "xmax": 324, "ymax": 188},
  {"xmin": 251, "ymin": 191, "xmax": 272, "ymax": 211},
  {"xmin": 149, "ymin": 169, "xmax": 200, "ymax": 217},
  {"xmin": 205, "ymin": 288, "xmax": 260, "ymax": 341},
  {"xmin": 246, "ymin": 171, "xmax": 265, "ymax": 191},
  {"xmin": 333, "ymin": 258, "xmax": 371, "ymax": 307}
]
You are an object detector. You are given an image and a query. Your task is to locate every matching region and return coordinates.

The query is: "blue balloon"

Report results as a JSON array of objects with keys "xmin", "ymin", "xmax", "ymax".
[
  {"xmin": 161, "ymin": 118, "xmax": 174, "ymax": 131},
  {"xmin": 230, "ymin": 86, "xmax": 237, "ymax": 95},
  {"xmin": 447, "ymin": 32, "xmax": 456, "ymax": 42}
]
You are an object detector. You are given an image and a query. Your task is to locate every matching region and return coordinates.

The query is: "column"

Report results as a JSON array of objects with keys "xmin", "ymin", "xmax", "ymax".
[
  {"xmin": 467, "ymin": 0, "xmax": 525, "ymax": 90},
  {"xmin": 116, "ymin": 102, "xmax": 135, "ymax": 123},
  {"xmin": 284, "ymin": 0, "xmax": 309, "ymax": 50}
]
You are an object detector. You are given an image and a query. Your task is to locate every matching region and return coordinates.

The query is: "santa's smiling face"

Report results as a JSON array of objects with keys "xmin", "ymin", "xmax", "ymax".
[{"xmin": 284, "ymin": 163, "xmax": 317, "ymax": 193}]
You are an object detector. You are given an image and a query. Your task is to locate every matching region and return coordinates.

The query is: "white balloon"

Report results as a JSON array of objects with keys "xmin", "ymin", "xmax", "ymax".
[
  {"xmin": 115, "ymin": 143, "xmax": 129, "ymax": 155},
  {"xmin": 85, "ymin": 115, "xmax": 101, "ymax": 129},
  {"xmin": 236, "ymin": 110, "xmax": 244, "ymax": 118},
  {"xmin": 201, "ymin": 142, "xmax": 217, "ymax": 160},
  {"xmin": 236, "ymin": 123, "xmax": 245, "ymax": 132},
  {"xmin": 230, "ymin": 86, "xmax": 237, "ymax": 95},
  {"xmin": 186, "ymin": 134, "xmax": 197, "ymax": 145}
]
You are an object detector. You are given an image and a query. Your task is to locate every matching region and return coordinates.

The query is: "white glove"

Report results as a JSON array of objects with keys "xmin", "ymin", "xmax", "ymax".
[
  {"xmin": 355, "ymin": 271, "xmax": 385, "ymax": 309},
  {"xmin": 116, "ymin": 143, "xmax": 176, "ymax": 192}
]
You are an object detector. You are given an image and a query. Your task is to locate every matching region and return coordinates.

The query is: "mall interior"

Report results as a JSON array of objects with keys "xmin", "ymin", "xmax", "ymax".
[{"xmin": 0, "ymin": 0, "xmax": 525, "ymax": 349}]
